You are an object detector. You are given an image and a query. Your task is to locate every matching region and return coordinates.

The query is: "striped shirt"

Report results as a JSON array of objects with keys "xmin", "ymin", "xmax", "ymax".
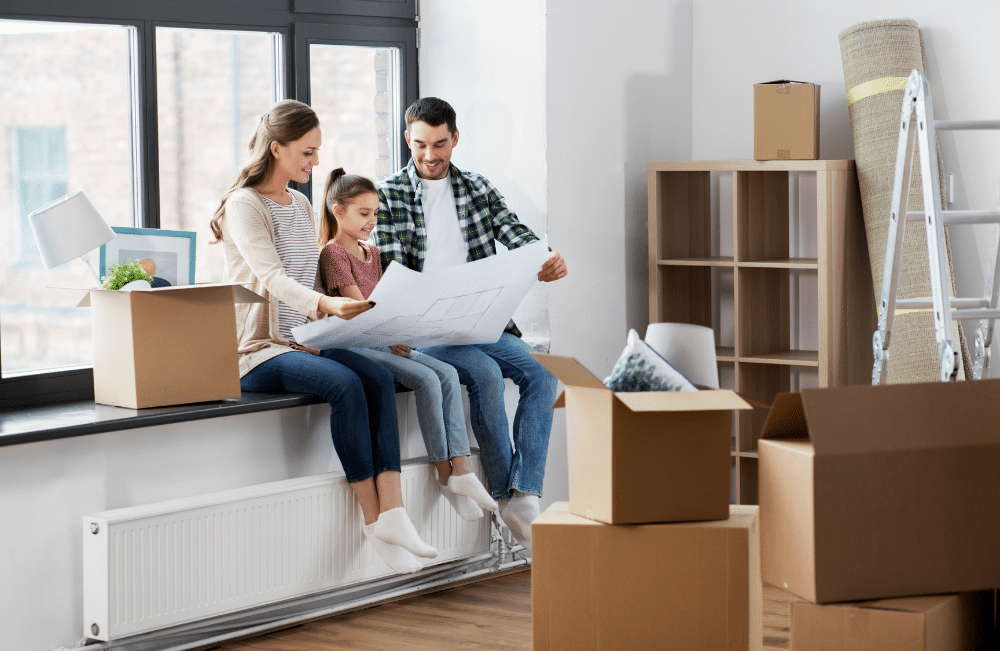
[
  {"xmin": 264, "ymin": 194, "xmax": 319, "ymax": 342},
  {"xmin": 374, "ymin": 160, "xmax": 538, "ymax": 273}
]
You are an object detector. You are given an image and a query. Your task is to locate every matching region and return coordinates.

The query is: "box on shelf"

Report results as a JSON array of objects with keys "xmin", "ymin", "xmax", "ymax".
[
  {"xmin": 532, "ymin": 502, "xmax": 762, "ymax": 651},
  {"xmin": 753, "ymin": 80, "xmax": 820, "ymax": 160},
  {"xmin": 790, "ymin": 592, "xmax": 995, "ymax": 651},
  {"xmin": 81, "ymin": 284, "xmax": 265, "ymax": 409},
  {"xmin": 534, "ymin": 354, "xmax": 750, "ymax": 525},
  {"xmin": 759, "ymin": 380, "xmax": 1000, "ymax": 604}
]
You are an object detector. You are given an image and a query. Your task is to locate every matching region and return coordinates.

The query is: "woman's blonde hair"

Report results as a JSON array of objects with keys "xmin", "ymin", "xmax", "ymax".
[
  {"xmin": 317, "ymin": 168, "xmax": 378, "ymax": 245},
  {"xmin": 210, "ymin": 99, "xmax": 319, "ymax": 242}
]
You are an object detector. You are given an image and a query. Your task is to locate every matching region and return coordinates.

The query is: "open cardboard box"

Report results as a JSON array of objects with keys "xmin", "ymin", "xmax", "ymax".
[
  {"xmin": 759, "ymin": 380, "xmax": 1000, "ymax": 604},
  {"xmin": 532, "ymin": 502, "xmax": 762, "ymax": 651},
  {"xmin": 534, "ymin": 353, "xmax": 750, "ymax": 525},
  {"xmin": 80, "ymin": 284, "xmax": 265, "ymax": 409},
  {"xmin": 790, "ymin": 592, "xmax": 995, "ymax": 651}
]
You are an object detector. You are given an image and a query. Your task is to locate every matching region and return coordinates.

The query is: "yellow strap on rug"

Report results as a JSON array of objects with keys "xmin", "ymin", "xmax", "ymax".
[{"xmin": 847, "ymin": 76, "xmax": 909, "ymax": 106}]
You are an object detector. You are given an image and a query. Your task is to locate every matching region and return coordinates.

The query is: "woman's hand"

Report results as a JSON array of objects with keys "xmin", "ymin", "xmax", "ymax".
[
  {"xmin": 538, "ymin": 250, "xmax": 568, "ymax": 282},
  {"xmin": 390, "ymin": 345, "xmax": 411, "ymax": 358},
  {"xmin": 319, "ymin": 295, "xmax": 375, "ymax": 320}
]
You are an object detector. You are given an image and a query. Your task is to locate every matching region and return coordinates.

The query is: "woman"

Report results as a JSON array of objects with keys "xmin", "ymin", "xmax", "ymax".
[{"xmin": 210, "ymin": 99, "xmax": 436, "ymax": 574}]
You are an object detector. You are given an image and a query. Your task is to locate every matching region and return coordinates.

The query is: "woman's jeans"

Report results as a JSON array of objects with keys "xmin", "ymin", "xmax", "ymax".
[
  {"xmin": 351, "ymin": 347, "xmax": 472, "ymax": 462},
  {"xmin": 239, "ymin": 348, "xmax": 401, "ymax": 483},
  {"xmin": 420, "ymin": 333, "xmax": 558, "ymax": 500}
]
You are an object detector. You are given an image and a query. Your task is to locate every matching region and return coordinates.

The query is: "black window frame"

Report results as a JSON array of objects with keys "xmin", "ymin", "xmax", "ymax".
[{"xmin": 0, "ymin": 0, "xmax": 418, "ymax": 410}]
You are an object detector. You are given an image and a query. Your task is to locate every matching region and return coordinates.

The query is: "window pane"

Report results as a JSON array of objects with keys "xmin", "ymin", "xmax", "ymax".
[
  {"xmin": 309, "ymin": 44, "xmax": 401, "ymax": 211},
  {"xmin": 0, "ymin": 20, "xmax": 137, "ymax": 377},
  {"xmin": 156, "ymin": 27, "xmax": 282, "ymax": 284}
]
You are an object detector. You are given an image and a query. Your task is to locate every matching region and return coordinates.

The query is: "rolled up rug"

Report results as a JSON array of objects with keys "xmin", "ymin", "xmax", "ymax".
[{"xmin": 839, "ymin": 18, "xmax": 969, "ymax": 383}]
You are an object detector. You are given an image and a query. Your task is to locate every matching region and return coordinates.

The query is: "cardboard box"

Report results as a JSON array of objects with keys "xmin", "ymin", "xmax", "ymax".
[
  {"xmin": 534, "ymin": 354, "xmax": 750, "ymax": 524},
  {"xmin": 754, "ymin": 80, "xmax": 819, "ymax": 160},
  {"xmin": 790, "ymin": 592, "xmax": 995, "ymax": 651},
  {"xmin": 759, "ymin": 381, "xmax": 1000, "ymax": 604},
  {"xmin": 532, "ymin": 502, "xmax": 762, "ymax": 651},
  {"xmin": 81, "ymin": 284, "xmax": 265, "ymax": 409}
]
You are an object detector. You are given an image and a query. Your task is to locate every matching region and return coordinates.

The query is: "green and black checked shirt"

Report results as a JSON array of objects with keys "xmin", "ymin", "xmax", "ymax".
[{"xmin": 374, "ymin": 160, "xmax": 539, "ymax": 273}]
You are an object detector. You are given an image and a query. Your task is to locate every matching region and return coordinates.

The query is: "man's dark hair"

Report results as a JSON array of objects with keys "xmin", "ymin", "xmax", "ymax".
[{"xmin": 405, "ymin": 97, "xmax": 457, "ymax": 134}]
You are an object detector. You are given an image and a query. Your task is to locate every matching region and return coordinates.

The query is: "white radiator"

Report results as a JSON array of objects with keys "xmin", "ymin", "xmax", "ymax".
[{"xmin": 82, "ymin": 462, "xmax": 491, "ymax": 642}]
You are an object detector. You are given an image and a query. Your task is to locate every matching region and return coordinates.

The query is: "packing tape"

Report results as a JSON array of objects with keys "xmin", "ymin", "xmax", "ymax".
[{"xmin": 846, "ymin": 76, "xmax": 909, "ymax": 106}]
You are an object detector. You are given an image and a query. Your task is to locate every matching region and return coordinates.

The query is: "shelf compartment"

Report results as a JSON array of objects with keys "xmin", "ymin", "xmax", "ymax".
[
  {"xmin": 735, "ymin": 363, "xmax": 788, "ymax": 454},
  {"xmin": 650, "ymin": 266, "xmax": 713, "ymax": 326},
  {"xmin": 734, "ymin": 170, "xmax": 789, "ymax": 262},
  {"xmin": 737, "ymin": 456, "xmax": 759, "ymax": 505},
  {"xmin": 648, "ymin": 169, "xmax": 711, "ymax": 260}
]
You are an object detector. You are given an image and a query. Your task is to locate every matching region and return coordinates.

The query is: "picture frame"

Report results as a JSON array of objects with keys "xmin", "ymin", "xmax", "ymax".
[{"xmin": 99, "ymin": 227, "xmax": 196, "ymax": 287}]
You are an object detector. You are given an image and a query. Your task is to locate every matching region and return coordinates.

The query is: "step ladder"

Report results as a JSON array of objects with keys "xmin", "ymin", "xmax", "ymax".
[{"xmin": 872, "ymin": 68, "xmax": 1000, "ymax": 384}]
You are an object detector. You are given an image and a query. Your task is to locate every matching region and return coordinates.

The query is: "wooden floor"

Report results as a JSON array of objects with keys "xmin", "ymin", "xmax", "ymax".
[{"xmin": 207, "ymin": 569, "xmax": 795, "ymax": 651}]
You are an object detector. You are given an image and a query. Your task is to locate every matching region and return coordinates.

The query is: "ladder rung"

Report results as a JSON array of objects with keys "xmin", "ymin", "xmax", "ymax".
[
  {"xmin": 905, "ymin": 210, "xmax": 1000, "ymax": 224},
  {"xmin": 953, "ymin": 309, "xmax": 1000, "ymax": 320},
  {"xmin": 934, "ymin": 119, "xmax": 1000, "ymax": 131},
  {"xmin": 896, "ymin": 298, "xmax": 991, "ymax": 310}
]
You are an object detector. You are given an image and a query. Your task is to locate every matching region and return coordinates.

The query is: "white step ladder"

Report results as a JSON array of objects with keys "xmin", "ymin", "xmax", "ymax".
[{"xmin": 872, "ymin": 68, "xmax": 1000, "ymax": 384}]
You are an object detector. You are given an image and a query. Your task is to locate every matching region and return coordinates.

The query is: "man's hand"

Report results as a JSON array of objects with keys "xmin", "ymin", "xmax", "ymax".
[
  {"xmin": 319, "ymin": 295, "xmax": 375, "ymax": 320},
  {"xmin": 538, "ymin": 251, "xmax": 568, "ymax": 282},
  {"xmin": 390, "ymin": 345, "xmax": 411, "ymax": 358}
]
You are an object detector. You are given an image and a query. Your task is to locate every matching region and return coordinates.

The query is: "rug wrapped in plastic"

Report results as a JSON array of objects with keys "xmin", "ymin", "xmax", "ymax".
[{"xmin": 839, "ymin": 18, "xmax": 969, "ymax": 382}]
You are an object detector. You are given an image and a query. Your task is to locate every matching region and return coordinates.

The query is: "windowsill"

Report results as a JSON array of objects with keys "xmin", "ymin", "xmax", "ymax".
[{"xmin": 0, "ymin": 392, "xmax": 327, "ymax": 448}]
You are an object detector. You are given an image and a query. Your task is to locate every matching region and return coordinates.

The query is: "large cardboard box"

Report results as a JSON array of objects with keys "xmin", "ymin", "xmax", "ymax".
[
  {"xmin": 82, "ymin": 284, "xmax": 265, "ymax": 409},
  {"xmin": 790, "ymin": 592, "xmax": 995, "ymax": 651},
  {"xmin": 754, "ymin": 80, "xmax": 820, "ymax": 160},
  {"xmin": 532, "ymin": 502, "xmax": 762, "ymax": 651},
  {"xmin": 759, "ymin": 381, "xmax": 1000, "ymax": 604},
  {"xmin": 534, "ymin": 354, "xmax": 750, "ymax": 524}
]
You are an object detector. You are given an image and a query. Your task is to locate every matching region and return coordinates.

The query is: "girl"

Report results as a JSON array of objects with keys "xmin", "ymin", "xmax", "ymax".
[
  {"xmin": 318, "ymin": 168, "xmax": 498, "ymax": 520},
  {"xmin": 209, "ymin": 100, "xmax": 436, "ymax": 575}
]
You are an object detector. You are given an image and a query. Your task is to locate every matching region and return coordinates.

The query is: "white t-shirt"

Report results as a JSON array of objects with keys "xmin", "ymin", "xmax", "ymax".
[{"xmin": 420, "ymin": 175, "xmax": 468, "ymax": 272}]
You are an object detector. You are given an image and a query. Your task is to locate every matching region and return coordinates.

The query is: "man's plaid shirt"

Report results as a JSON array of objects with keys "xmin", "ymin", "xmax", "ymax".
[{"xmin": 374, "ymin": 160, "xmax": 539, "ymax": 273}]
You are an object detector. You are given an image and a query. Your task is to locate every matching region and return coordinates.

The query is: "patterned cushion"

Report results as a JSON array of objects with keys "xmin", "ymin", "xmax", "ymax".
[{"xmin": 603, "ymin": 329, "xmax": 698, "ymax": 392}]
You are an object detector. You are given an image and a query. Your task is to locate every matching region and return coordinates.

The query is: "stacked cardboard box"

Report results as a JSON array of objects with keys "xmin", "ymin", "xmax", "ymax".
[
  {"xmin": 533, "ymin": 354, "xmax": 760, "ymax": 651},
  {"xmin": 759, "ymin": 381, "xmax": 1000, "ymax": 649}
]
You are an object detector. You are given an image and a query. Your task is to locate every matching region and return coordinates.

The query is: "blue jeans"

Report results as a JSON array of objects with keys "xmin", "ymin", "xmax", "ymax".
[
  {"xmin": 351, "ymin": 347, "xmax": 471, "ymax": 462},
  {"xmin": 420, "ymin": 333, "xmax": 558, "ymax": 500},
  {"xmin": 239, "ymin": 348, "xmax": 401, "ymax": 483}
]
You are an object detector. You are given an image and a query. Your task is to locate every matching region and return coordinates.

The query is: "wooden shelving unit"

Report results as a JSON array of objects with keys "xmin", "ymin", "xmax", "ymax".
[{"xmin": 647, "ymin": 160, "xmax": 876, "ymax": 504}]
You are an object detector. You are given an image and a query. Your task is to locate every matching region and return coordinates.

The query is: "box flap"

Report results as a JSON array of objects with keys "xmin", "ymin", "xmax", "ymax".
[
  {"xmin": 800, "ymin": 380, "xmax": 1000, "ymax": 456},
  {"xmin": 76, "ymin": 283, "xmax": 265, "ymax": 307},
  {"xmin": 756, "ymin": 79, "xmax": 812, "ymax": 86},
  {"xmin": 532, "ymin": 353, "xmax": 606, "ymax": 390},
  {"xmin": 759, "ymin": 392, "xmax": 807, "ymax": 440},
  {"xmin": 614, "ymin": 389, "xmax": 750, "ymax": 413}
]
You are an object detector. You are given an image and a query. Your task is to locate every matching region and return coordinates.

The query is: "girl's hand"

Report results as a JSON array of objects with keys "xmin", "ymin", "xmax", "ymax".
[
  {"xmin": 319, "ymin": 295, "xmax": 375, "ymax": 320},
  {"xmin": 289, "ymin": 342, "xmax": 321, "ymax": 355},
  {"xmin": 538, "ymin": 251, "xmax": 568, "ymax": 282},
  {"xmin": 390, "ymin": 345, "xmax": 411, "ymax": 358}
]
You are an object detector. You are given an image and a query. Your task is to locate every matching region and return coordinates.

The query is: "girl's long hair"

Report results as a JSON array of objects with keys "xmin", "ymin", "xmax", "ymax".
[
  {"xmin": 318, "ymin": 168, "xmax": 377, "ymax": 245},
  {"xmin": 209, "ymin": 99, "xmax": 319, "ymax": 243}
]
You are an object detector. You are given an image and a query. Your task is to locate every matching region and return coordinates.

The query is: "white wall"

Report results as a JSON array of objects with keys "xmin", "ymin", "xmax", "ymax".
[{"xmin": 692, "ymin": 0, "xmax": 1000, "ymax": 368}]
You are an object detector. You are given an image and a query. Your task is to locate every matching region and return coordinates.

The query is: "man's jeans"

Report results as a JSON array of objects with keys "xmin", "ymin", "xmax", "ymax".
[
  {"xmin": 421, "ymin": 333, "xmax": 558, "ymax": 500},
  {"xmin": 240, "ymin": 348, "xmax": 401, "ymax": 483}
]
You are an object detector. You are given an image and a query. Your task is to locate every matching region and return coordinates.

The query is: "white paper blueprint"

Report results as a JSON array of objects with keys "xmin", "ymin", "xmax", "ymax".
[{"xmin": 292, "ymin": 239, "xmax": 549, "ymax": 349}]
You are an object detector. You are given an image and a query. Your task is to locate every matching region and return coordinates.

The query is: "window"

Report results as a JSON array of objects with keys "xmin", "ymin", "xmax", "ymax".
[{"xmin": 0, "ymin": 2, "xmax": 416, "ymax": 409}]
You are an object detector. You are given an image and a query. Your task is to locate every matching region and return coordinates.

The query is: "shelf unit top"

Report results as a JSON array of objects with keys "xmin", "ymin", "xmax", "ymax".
[{"xmin": 648, "ymin": 160, "xmax": 855, "ymax": 172}]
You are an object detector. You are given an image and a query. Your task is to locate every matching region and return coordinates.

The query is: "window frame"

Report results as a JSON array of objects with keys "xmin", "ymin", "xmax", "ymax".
[{"xmin": 0, "ymin": 1, "xmax": 417, "ymax": 409}]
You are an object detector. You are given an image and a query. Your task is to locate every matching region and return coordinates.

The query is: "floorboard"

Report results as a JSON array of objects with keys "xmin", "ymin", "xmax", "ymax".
[{"xmin": 207, "ymin": 569, "xmax": 795, "ymax": 650}]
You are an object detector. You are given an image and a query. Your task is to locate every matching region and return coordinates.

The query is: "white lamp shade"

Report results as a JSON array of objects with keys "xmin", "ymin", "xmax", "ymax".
[
  {"xmin": 28, "ymin": 190, "xmax": 115, "ymax": 269},
  {"xmin": 644, "ymin": 322, "xmax": 720, "ymax": 389}
]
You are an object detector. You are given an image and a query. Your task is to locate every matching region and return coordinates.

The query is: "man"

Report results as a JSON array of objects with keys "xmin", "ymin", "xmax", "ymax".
[{"xmin": 374, "ymin": 97, "xmax": 568, "ymax": 550}]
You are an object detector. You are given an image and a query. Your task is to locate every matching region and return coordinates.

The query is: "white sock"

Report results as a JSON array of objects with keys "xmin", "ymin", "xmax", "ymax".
[
  {"xmin": 447, "ymin": 473, "xmax": 499, "ymax": 512},
  {"xmin": 363, "ymin": 522, "xmax": 422, "ymax": 574},
  {"xmin": 499, "ymin": 492, "xmax": 540, "ymax": 551},
  {"xmin": 441, "ymin": 483, "xmax": 484, "ymax": 520},
  {"xmin": 373, "ymin": 507, "xmax": 438, "ymax": 559}
]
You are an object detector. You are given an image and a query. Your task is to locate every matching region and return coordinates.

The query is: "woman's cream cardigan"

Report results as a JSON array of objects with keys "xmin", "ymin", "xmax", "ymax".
[{"xmin": 219, "ymin": 187, "xmax": 325, "ymax": 377}]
